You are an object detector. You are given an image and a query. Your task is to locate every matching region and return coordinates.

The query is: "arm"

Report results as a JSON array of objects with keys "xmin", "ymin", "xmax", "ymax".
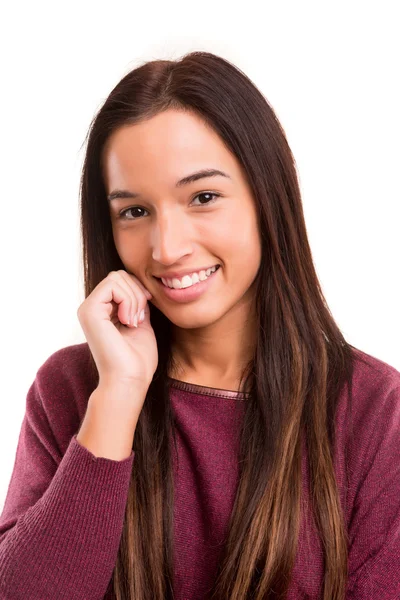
[{"xmin": 0, "ymin": 355, "xmax": 142, "ymax": 600}]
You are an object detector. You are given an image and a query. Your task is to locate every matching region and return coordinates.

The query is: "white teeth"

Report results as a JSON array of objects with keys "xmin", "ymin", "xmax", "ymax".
[
  {"xmin": 171, "ymin": 278, "xmax": 182, "ymax": 289},
  {"xmin": 180, "ymin": 275, "xmax": 192, "ymax": 289},
  {"xmin": 161, "ymin": 265, "xmax": 218, "ymax": 289}
]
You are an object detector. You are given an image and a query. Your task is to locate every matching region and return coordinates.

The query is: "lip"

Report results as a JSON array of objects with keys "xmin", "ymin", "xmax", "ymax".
[{"xmin": 153, "ymin": 265, "xmax": 221, "ymax": 303}]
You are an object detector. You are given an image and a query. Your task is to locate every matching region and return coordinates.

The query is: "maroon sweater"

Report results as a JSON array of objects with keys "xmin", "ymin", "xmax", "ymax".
[{"xmin": 0, "ymin": 343, "xmax": 399, "ymax": 599}]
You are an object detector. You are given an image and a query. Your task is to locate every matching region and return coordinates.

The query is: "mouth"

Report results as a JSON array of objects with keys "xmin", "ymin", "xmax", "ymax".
[
  {"xmin": 153, "ymin": 264, "xmax": 220, "ymax": 287},
  {"xmin": 152, "ymin": 264, "xmax": 221, "ymax": 303}
]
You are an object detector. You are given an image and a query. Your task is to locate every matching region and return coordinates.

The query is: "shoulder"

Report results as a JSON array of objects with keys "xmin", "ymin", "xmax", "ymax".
[
  {"xmin": 338, "ymin": 345, "xmax": 400, "ymax": 439},
  {"xmin": 337, "ymin": 347, "xmax": 400, "ymax": 503},
  {"xmin": 35, "ymin": 340, "xmax": 98, "ymax": 405},
  {"xmin": 27, "ymin": 343, "xmax": 98, "ymax": 453},
  {"xmin": 333, "ymin": 346, "xmax": 400, "ymax": 499},
  {"xmin": 35, "ymin": 342, "xmax": 97, "ymax": 402},
  {"xmin": 350, "ymin": 345, "xmax": 400, "ymax": 392},
  {"xmin": 36, "ymin": 341, "xmax": 94, "ymax": 380},
  {"xmin": 345, "ymin": 346, "xmax": 400, "ymax": 431}
]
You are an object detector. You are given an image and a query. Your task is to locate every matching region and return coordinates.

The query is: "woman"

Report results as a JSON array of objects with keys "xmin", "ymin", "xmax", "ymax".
[{"xmin": 0, "ymin": 51, "xmax": 399, "ymax": 600}]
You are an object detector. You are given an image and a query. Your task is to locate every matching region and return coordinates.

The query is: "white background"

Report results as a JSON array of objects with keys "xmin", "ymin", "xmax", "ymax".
[{"xmin": 0, "ymin": 0, "xmax": 399, "ymax": 511}]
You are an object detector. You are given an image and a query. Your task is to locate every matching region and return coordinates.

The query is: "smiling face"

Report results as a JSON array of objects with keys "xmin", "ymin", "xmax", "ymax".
[{"xmin": 102, "ymin": 108, "xmax": 262, "ymax": 331}]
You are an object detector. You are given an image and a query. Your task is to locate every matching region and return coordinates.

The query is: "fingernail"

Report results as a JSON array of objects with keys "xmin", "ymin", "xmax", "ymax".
[
  {"xmin": 133, "ymin": 314, "xmax": 138, "ymax": 327},
  {"xmin": 139, "ymin": 309, "xmax": 145, "ymax": 323}
]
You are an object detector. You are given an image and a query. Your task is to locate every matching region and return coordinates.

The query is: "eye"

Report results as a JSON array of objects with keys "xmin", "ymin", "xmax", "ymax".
[
  {"xmin": 117, "ymin": 192, "xmax": 220, "ymax": 221},
  {"xmin": 191, "ymin": 191, "xmax": 220, "ymax": 206},
  {"xmin": 118, "ymin": 206, "xmax": 149, "ymax": 220}
]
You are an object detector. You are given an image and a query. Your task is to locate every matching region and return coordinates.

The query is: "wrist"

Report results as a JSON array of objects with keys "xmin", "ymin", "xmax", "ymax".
[
  {"xmin": 98, "ymin": 376, "xmax": 150, "ymax": 395},
  {"xmin": 89, "ymin": 382, "xmax": 146, "ymax": 424}
]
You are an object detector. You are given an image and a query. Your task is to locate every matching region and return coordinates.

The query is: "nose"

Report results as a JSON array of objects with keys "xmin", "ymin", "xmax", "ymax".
[{"xmin": 151, "ymin": 210, "xmax": 193, "ymax": 265}]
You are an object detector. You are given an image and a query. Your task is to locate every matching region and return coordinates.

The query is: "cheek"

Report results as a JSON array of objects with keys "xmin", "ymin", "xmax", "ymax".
[
  {"xmin": 221, "ymin": 212, "xmax": 261, "ymax": 261},
  {"xmin": 112, "ymin": 229, "xmax": 146, "ymax": 267}
]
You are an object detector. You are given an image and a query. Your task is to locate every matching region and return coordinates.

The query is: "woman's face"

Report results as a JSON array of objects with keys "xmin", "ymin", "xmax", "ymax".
[{"xmin": 102, "ymin": 108, "xmax": 262, "ymax": 330}]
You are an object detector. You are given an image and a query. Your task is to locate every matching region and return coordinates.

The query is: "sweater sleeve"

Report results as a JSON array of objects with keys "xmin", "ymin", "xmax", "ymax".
[
  {"xmin": 0, "ymin": 360, "xmax": 134, "ymax": 600},
  {"xmin": 346, "ymin": 384, "xmax": 400, "ymax": 599}
]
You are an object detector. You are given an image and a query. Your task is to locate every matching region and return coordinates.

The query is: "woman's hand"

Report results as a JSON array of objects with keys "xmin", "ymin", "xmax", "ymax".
[{"xmin": 77, "ymin": 270, "xmax": 158, "ymax": 392}]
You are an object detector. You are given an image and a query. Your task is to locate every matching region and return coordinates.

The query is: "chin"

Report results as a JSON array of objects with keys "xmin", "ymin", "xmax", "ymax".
[{"xmin": 168, "ymin": 311, "xmax": 218, "ymax": 330}]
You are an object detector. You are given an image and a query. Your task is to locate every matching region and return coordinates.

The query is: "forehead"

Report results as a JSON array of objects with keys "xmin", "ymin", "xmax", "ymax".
[{"xmin": 102, "ymin": 109, "xmax": 239, "ymax": 186}]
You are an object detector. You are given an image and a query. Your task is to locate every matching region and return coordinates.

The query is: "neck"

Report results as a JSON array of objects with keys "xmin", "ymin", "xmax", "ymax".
[{"xmin": 169, "ymin": 302, "xmax": 256, "ymax": 391}]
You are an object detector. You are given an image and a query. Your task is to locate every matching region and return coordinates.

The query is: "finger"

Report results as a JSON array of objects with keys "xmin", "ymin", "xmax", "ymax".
[
  {"xmin": 124, "ymin": 270, "xmax": 153, "ymax": 299},
  {"xmin": 94, "ymin": 277, "xmax": 134, "ymax": 327},
  {"xmin": 107, "ymin": 272, "xmax": 140, "ymax": 326},
  {"xmin": 117, "ymin": 271, "xmax": 151, "ymax": 322}
]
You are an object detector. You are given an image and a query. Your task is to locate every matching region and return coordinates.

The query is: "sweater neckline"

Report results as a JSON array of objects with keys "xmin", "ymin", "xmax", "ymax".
[{"xmin": 167, "ymin": 376, "xmax": 250, "ymax": 400}]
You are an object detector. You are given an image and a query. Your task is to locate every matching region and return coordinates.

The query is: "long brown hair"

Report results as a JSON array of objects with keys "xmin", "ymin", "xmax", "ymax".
[{"xmin": 79, "ymin": 50, "xmax": 358, "ymax": 599}]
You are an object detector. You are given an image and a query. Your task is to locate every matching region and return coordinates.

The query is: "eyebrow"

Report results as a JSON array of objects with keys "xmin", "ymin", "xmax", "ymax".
[{"xmin": 107, "ymin": 168, "xmax": 231, "ymax": 202}]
